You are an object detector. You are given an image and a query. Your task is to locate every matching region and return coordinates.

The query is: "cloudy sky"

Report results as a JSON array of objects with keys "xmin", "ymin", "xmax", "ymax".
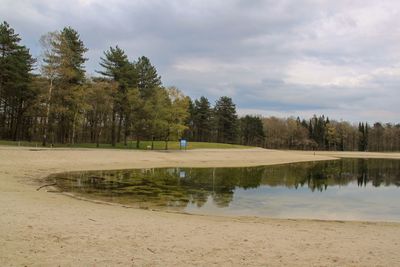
[{"xmin": 2, "ymin": 0, "xmax": 400, "ymax": 123}]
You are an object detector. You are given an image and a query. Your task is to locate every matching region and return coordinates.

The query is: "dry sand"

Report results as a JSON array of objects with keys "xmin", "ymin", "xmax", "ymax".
[{"xmin": 1, "ymin": 146, "xmax": 400, "ymax": 266}]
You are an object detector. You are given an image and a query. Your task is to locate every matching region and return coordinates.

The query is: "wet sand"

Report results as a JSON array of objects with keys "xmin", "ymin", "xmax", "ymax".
[{"xmin": 1, "ymin": 146, "xmax": 400, "ymax": 266}]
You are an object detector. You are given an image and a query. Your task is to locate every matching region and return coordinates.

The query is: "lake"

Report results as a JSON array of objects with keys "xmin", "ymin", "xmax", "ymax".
[{"xmin": 49, "ymin": 158, "xmax": 400, "ymax": 221}]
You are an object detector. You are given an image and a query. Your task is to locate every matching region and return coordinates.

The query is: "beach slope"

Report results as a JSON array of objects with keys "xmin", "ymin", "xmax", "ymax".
[{"xmin": 1, "ymin": 146, "xmax": 400, "ymax": 266}]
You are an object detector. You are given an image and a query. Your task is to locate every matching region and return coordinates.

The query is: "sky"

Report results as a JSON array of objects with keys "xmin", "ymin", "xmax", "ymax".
[{"xmin": 1, "ymin": 0, "xmax": 400, "ymax": 123}]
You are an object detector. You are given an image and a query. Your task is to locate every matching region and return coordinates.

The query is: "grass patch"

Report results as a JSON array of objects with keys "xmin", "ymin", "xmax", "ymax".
[{"xmin": 0, "ymin": 140, "xmax": 252, "ymax": 150}]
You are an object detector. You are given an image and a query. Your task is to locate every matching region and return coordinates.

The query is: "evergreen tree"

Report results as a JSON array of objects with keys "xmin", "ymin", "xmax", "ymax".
[
  {"xmin": 0, "ymin": 21, "xmax": 35, "ymax": 140},
  {"xmin": 239, "ymin": 115, "xmax": 265, "ymax": 146},
  {"xmin": 97, "ymin": 46, "xmax": 137, "ymax": 146},
  {"xmin": 56, "ymin": 27, "xmax": 87, "ymax": 83},
  {"xmin": 46, "ymin": 26, "xmax": 88, "ymax": 143},
  {"xmin": 365, "ymin": 123, "xmax": 369, "ymax": 151},
  {"xmin": 193, "ymin": 96, "xmax": 213, "ymax": 142},
  {"xmin": 136, "ymin": 56, "xmax": 161, "ymax": 99},
  {"xmin": 214, "ymin": 96, "xmax": 238, "ymax": 143},
  {"xmin": 358, "ymin": 122, "xmax": 369, "ymax": 151},
  {"xmin": 308, "ymin": 115, "xmax": 328, "ymax": 150},
  {"xmin": 98, "ymin": 46, "xmax": 134, "ymax": 84},
  {"xmin": 0, "ymin": 21, "xmax": 21, "ymax": 112},
  {"xmin": 40, "ymin": 31, "xmax": 59, "ymax": 146},
  {"xmin": 183, "ymin": 98, "xmax": 195, "ymax": 140}
]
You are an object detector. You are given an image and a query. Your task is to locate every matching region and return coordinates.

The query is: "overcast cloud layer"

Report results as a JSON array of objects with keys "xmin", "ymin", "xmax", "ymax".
[{"xmin": 2, "ymin": 0, "xmax": 400, "ymax": 123}]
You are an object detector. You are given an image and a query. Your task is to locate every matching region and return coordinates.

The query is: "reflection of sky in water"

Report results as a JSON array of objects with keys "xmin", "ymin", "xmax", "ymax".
[{"xmin": 185, "ymin": 183, "xmax": 400, "ymax": 222}]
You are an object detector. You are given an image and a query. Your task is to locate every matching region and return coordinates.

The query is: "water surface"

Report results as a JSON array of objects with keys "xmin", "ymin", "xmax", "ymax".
[{"xmin": 49, "ymin": 158, "xmax": 400, "ymax": 221}]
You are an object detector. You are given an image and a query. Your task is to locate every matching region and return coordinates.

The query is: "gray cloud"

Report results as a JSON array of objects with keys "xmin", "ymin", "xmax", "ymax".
[{"xmin": 1, "ymin": 0, "xmax": 400, "ymax": 123}]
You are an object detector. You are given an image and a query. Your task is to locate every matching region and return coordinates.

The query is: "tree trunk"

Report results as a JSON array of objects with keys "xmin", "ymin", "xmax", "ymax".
[
  {"xmin": 71, "ymin": 111, "xmax": 77, "ymax": 145},
  {"xmin": 164, "ymin": 130, "xmax": 170, "ymax": 150},
  {"xmin": 111, "ymin": 107, "xmax": 116, "ymax": 147},
  {"xmin": 124, "ymin": 114, "xmax": 129, "ymax": 146},
  {"xmin": 96, "ymin": 132, "xmax": 100, "ymax": 147},
  {"xmin": 42, "ymin": 79, "xmax": 53, "ymax": 146},
  {"xmin": 96, "ymin": 121, "xmax": 100, "ymax": 148},
  {"xmin": 117, "ymin": 113, "xmax": 123, "ymax": 143},
  {"xmin": 136, "ymin": 136, "xmax": 140, "ymax": 149},
  {"xmin": 13, "ymin": 99, "xmax": 24, "ymax": 141}
]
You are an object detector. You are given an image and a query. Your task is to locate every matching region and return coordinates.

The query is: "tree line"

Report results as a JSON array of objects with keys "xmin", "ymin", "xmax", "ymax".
[
  {"xmin": 263, "ymin": 116, "xmax": 400, "ymax": 152},
  {"xmin": 0, "ymin": 21, "xmax": 399, "ymax": 151},
  {"xmin": 184, "ymin": 96, "xmax": 265, "ymax": 146}
]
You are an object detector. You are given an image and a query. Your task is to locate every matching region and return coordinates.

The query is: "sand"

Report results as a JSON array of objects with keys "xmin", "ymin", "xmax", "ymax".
[{"xmin": 1, "ymin": 146, "xmax": 400, "ymax": 266}]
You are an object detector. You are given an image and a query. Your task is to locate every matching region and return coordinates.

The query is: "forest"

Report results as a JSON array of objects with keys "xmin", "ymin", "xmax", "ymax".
[{"xmin": 1, "ymin": 21, "xmax": 399, "ymax": 151}]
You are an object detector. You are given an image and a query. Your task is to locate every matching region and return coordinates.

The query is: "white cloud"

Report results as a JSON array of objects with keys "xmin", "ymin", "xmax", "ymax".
[
  {"xmin": 284, "ymin": 59, "xmax": 369, "ymax": 87},
  {"xmin": 1, "ymin": 0, "xmax": 400, "ymax": 123}
]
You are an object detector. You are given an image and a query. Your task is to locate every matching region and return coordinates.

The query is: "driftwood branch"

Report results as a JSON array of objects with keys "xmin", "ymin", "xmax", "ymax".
[{"xmin": 36, "ymin": 183, "xmax": 57, "ymax": 191}]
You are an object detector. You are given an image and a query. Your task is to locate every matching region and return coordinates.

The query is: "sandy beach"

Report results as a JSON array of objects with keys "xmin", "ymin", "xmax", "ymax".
[{"xmin": 1, "ymin": 146, "xmax": 400, "ymax": 266}]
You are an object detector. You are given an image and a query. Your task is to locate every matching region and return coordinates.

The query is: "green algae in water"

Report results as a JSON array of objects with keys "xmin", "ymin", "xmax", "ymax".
[{"xmin": 49, "ymin": 158, "xmax": 400, "ymax": 221}]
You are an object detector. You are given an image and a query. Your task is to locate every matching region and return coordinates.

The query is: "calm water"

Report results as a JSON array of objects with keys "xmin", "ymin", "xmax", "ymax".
[{"xmin": 49, "ymin": 158, "xmax": 400, "ymax": 221}]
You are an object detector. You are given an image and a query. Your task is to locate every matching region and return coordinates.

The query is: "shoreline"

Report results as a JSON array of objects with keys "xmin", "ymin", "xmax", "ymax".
[
  {"xmin": 1, "ymin": 146, "xmax": 400, "ymax": 266},
  {"xmin": 57, "ymin": 191, "xmax": 400, "ymax": 225}
]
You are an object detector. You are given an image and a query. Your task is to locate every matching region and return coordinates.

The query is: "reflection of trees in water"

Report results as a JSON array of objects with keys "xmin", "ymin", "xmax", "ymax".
[
  {"xmin": 262, "ymin": 159, "xmax": 400, "ymax": 191},
  {"xmin": 52, "ymin": 159, "xmax": 400, "ymax": 209},
  {"xmin": 357, "ymin": 159, "xmax": 368, "ymax": 187},
  {"xmin": 354, "ymin": 159, "xmax": 400, "ymax": 187}
]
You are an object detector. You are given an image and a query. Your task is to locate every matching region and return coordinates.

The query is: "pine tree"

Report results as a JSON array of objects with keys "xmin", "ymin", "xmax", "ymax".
[
  {"xmin": 183, "ymin": 98, "xmax": 195, "ymax": 140},
  {"xmin": 97, "ymin": 46, "xmax": 136, "ymax": 146},
  {"xmin": 0, "ymin": 21, "xmax": 35, "ymax": 140},
  {"xmin": 239, "ymin": 115, "xmax": 265, "ymax": 146},
  {"xmin": 365, "ymin": 123, "xmax": 369, "ymax": 151},
  {"xmin": 193, "ymin": 96, "xmax": 213, "ymax": 142},
  {"xmin": 214, "ymin": 96, "xmax": 238, "ymax": 144},
  {"xmin": 40, "ymin": 31, "xmax": 58, "ymax": 146},
  {"xmin": 54, "ymin": 27, "xmax": 88, "ymax": 84},
  {"xmin": 98, "ymin": 46, "xmax": 135, "ymax": 85},
  {"xmin": 44, "ymin": 26, "xmax": 88, "ymax": 143},
  {"xmin": 0, "ymin": 21, "xmax": 21, "ymax": 108},
  {"xmin": 358, "ymin": 122, "xmax": 369, "ymax": 151},
  {"xmin": 136, "ymin": 56, "xmax": 161, "ymax": 99}
]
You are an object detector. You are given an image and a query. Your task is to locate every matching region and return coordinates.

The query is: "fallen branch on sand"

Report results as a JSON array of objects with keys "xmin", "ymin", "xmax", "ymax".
[
  {"xmin": 36, "ymin": 183, "xmax": 57, "ymax": 191},
  {"xmin": 147, "ymin": 248, "xmax": 156, "ymax": 254}
]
